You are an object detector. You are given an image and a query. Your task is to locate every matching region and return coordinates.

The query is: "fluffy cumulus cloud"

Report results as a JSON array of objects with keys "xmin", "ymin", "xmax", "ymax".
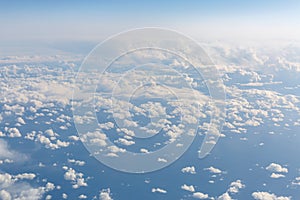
[
  {"xmin": 252, "ymin": 191, "xmax": 291, "ymax": 200},
  {"xmin": 227, "ymin": 180, "xmax": 245, "ymax": 194},
  {"xmin": 181, "ymin": 166, "xmax": 196, "ymax": 174},
  {"xmin": 215, "ymin": 179, "xmax": 245, "ymax": 200},
  {"xmin": 99, "ymin": 188, "xmax": 113, "ymax": 200},
  {"xmin": 190, "ymin": 179, "xmax": 245, "ymax": 200},
  {"xmin": 38, "ymin": 135, "xmax": 69, "ymax": 149},
  {"xmin": 63, "ymin": 166, "xmax": 87, "ymax": 189},
  {"xmin": 181, "ymin": 184, "xmax": 195, "ymax": 192},
  {"xmin": 192, "ymin": 192, "xmax": 209, "ymax": 199},
  {"xmin": 217, "ymin": 192, "xmax": 232, "ymax": 200},
  {"xmin": 7, "ymin": 127, "xmax": 21, "ymax": 138},
  {"xmin": 270, "ymin": 173, "xmax": 285, "ymax": 179},
  {"xmin": 204, "ymin": 166, "xmax": 222, "ymax": 174},
  {"xmin": 266, "ymin": 163, "xmax": 288, "ymax": 173}
]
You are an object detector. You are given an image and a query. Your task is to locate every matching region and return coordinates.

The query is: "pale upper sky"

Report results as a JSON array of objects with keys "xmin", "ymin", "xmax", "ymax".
[{"xmin": 0, "ymin": 0, "xmax": 300, "ymax": 41}]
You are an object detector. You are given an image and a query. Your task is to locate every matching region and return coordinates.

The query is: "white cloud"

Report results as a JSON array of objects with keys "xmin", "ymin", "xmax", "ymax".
[
  {"xmin": 63, "ymin": 167, "xmax": 87, "ymax": 189},
  {"xmin": 0, "ymin": 190, "xmax": 12, "ymax": 200},
  {"xmin": 44, "ymin": 129, "xmax": 57, "ymax": 137},
  {"xmin": 266, "ymin": 163, "xmax": 288, "ymax": 173},
  {"xmin": 69, "ymin": 135, "xmax": 80, "ymax": 141},
  {"xmin": 291, "ymin": 176, "xmax": 300, "ymax": 186},
  {"xmin": 1, "ymin": 38, "xmax": 300, "ymax": 200},
  {"xmin": 140, "ymin": 148, "xmax": 149, "ymax": 153},
  {"xmin": 16, "ymin": 117, "xmax": 25, "ymax": 125},
  {"xmin": 107, "ymin": 145, "xmax": 126, "ymax": 154},
  {"xmin": 228, "ymin": 180, "xmax": 245, "ymax": 194},
  {"xmin": 68, "ymin": 159, "xmax": 85, "ymax": 166},
  {"xmin": 99, "ymin": 122, "xmax": 114, "ymax": 130},
  {"xmin": 14, "ymin": 173, "xmax": 36, "ymax": 180},
  {"xmin": 152, "ymin": 188, "xmax": 167, "ymax": 194},
  {"xmin": 99, "ymin": 188, "xmax": 113, "ymax": 200},
  {"xmin": 81, "ymin": 131, "xmax": 108, "ymax": 147},
  {"xmin": 0, "ymin": 131, "xmax": 5, "ymax": 137},
  {"xmin": 62, "ymin": 193, "xmax": 68, "ymax": 199},
  {"xmin": 0, "ymin": 173, "xmax": 14, "ymax": 188},
  {"xmin": 45, "ymin": 182, "xmax": 55, "ymax": 191},
  {"xmin": 181, "ymin": 166, "xmax": 196, "ymax": 174},
  {"xmin": 115, "ymin": 138, "xmax": 135, "ymax": 146},
  {"xmin": 56, "ymin": 139, "xmax": 70, "ymax": 148},
  {"xmin": 252, "ymin": 191, "xmax": 291, "ymax": 200},
  {"xmin": 181, "ymin": 184, "xmax": 195, "ymax": 192},
  {"xmin": 7, "ymin": 128, "xmax": 21, "ymax": 138},
  {"xmin": 157, "ymin": 158, "xmax": 168, "ymax": 163},
  {"xmin": 192, "ymin": 192, "xmax": 209, "ymax": 199},
  {"xmin": 35, "ymin": 134, "xmax": 69, "ymax": 150},
  {"xmin": 78, "ymin": 194, "xmax": 87, "ymax": 199},
  {"xmin": 270, "ymin": 173, "xmax": 285, "ymax": 179},
  {"xmin": 217, "ymin": 192, "xmax": 232, "ymax": 200},
  {"xmin": 204, "ymin": 166, "xmax": 222, "ymax": 174}
]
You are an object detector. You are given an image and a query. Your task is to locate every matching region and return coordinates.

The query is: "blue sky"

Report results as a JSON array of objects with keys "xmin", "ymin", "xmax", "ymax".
[{"xmin": 0, "ymin": 0, "xmax": 300, "ymax": 41}]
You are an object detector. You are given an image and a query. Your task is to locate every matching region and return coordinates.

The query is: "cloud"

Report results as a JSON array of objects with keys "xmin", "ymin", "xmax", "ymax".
[
  {"xmin": 1, "ymin": 37, "xmax": 300, "ymax": 200},
  {"xmin": 81, "ymin": 130, "xmax": 108, "ymax": 147},
  {"xmin": 0, "ymin": 172, "xmax": 54, "ymax": 200},
  {"xmin": 181, "ymin": 166, "xmax": 196, "ymax": 174},
  {"xmin": 291, "ymin": 176, "xmax": 300, "ymax": 186},
  {"xmin": 7, "ymin": 128, "xmax": 21, "ymax": 138},
  {"xmin": 68, "ymin": 159, "xmax": 85, "ymax": 166},
  {"xmin": 99, "ymin": 188, "xmax": 113, "ymax": 200},
  {"xmin": 181, "ymin": 184, "xmax": 195, "ymax": 192},
  {"xmin": 227, "ymin": 180, "xmax": 245, "ymax": 194},
  {"xmin": 152, "ymin": 188, "xmax": 167, "ymax": 194},
  {"xmin": 0, "ymin": 131, "xmax": 5, "ymax": 137},
  {"xmin": 266, "ymin": 163, "xmax": 288, "ymax": 173},
  {"xmin": 14, "ymin": 173, "xmax": 36, "ymax": 180},
  {"xmin": 204, "ymin": 166, "xmax": 222, "ymax": 174},
  {"xmin": 157, "ymin": 158, "xmax": 168, "ymax": 163},
  {"xmin": 78, "ymin": 194, "xmax": 87, "ymax": 199},
  {"xmin": 270, "ymin": 173, "xmax": 285, "ymax": 179},
  {"xmin": 0, "ymin": 139, "xmax": 27, "ymax": 162},
  {"xmin": 0, "ymin": 190, "xmax": 11, "ymax": 200},
  {"xmin": 68, "ymin": 135, "xmax": 80, "ymax": 141},
  {"xmin": 45, "ymin": 182, "xmax": 55, "ymax": 191},
  {"xmin": 215, "ymin": 180, "xmax": 245, "ymax": 199},
  {"xmin": 252, "ymin": 191, "xmax": 291, "ymax": 200},
  {"xmin": 63, "ymin": 167, "xmax": 87, "ymax": 189},
  {"xmin": 35, "ymin": 133, "xmax": 70, "ymax": 150},
  {"xmin": 114, "ymin": 138, "xmax": 135, "ymax": 146},
  {"xmin": 140, "ymin": 148, "xmax": 149, "ymax": 153},
  {"xmin": 62, "ymin": 193, "xmax": 68, "ymax": 199},
  {"xmin": 44, "ymin": 129, "xmax": 57, "ymax": 137},
  {"xmin": 99, "ymin": 122, "xmax": 115, "ymax": 130},
  {"xmin": 16, "ymin": 117, "xmax": 26, "ymax": 125},
  {"xmin": 217, "ymin": 192, "xmax": 232, "ymax": 200},
  {"xmin": 192, "ymin": 192, "xmax": 209, "ymax": 199}
]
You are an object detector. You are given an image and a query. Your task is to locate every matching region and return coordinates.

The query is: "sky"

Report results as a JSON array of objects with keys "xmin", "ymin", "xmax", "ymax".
[
  {"xmin": 1, "ymin": 1, "xmax": 300, "ymax": 200},
  {"xmin": 0, "ymin": 0, "xmax": 300, "ymax": 41}
]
